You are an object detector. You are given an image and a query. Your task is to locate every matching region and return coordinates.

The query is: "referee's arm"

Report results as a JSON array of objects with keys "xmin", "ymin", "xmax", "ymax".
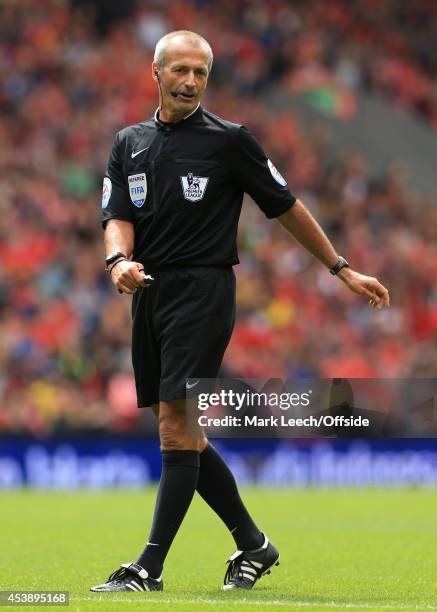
[
  {"xmin": 105, "ymin": 219, "xmax": 149, "ymax": 294},
  {"xmin": 277, "ymin": 200, "xmax": 390, "ymax": 309},
  {"xmin": 102, "ymin": 131, "xmax": 149, "ymax": 294}
]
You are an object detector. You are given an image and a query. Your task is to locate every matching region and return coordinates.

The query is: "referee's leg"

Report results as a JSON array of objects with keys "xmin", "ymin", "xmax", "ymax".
[
  {"xmin": 134, "ymin": 400, "xmax": 206, "ymax": 578},
  {"xmin": 90, "ymin": 399, "xmax": 204, "ymax": 592},
  {"xmin": 139, "ymin": 400, "xmax": 265, "ymax": 572}
]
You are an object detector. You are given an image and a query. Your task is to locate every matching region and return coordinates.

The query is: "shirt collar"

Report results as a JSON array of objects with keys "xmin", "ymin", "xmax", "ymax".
[{"xmin": 154, "ymin": 104, "xmax": 201, "ymax": 127}]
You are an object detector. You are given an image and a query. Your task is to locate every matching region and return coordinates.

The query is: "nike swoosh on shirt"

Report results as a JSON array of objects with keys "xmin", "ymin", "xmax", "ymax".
[{"xmin": 131, "ymin": 147, "xmax": 149, "ymax": 159}]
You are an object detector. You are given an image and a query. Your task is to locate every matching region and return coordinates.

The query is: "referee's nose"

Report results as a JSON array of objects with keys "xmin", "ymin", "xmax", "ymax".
[{"xmin": 184, "ymin": 71, "xmax": 196, "ymax": 89}]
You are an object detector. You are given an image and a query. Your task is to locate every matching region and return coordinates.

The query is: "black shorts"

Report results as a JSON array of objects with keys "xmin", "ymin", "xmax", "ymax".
[{"xmin": 131, "ymin": 266, "xmax": 236, "ymax": 407}]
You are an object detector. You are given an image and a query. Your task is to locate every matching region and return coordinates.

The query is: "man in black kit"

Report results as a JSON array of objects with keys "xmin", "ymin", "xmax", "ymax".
[{"xmin": 92, "ymin": 30, "xmax": 390, "ymax": 593}]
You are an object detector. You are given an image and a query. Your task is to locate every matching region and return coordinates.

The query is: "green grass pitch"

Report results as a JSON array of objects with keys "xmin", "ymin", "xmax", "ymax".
[{"xmin": 1, "ymin": 488, "xmax": 437, "ymax": 611}]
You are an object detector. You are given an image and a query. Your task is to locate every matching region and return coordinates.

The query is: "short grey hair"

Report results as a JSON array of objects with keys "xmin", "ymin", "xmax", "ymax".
[{"xmin": 154, "ymin": 30, "xmax": 213, "ymax": 72}]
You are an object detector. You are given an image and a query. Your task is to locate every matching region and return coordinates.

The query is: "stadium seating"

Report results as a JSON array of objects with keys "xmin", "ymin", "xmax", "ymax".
[{"xmin": 0, "ymin": 0, "xmax": 436, "ymax": 433}]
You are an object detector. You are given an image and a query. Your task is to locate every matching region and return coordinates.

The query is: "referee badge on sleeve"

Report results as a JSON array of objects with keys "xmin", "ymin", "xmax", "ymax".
[
  {"xmin": 180, "ymin": 172, "xmax": 209, "ymax": 202},
  {"xmin": 128, "ymin": 173, "xmax": 147, "ymax": 207}
]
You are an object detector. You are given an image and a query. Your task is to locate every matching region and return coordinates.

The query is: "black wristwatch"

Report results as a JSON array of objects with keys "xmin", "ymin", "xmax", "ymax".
[
  {"xmin": 329, "ymin": 256, "xmax": 350, "ymax": 276},
  {"xmin": 105, "ymin": 251, "xmax": 127, "ymax": 270}
]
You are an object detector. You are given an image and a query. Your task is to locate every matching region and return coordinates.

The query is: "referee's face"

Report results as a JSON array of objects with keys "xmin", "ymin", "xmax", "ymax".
[{"xmin": 153, "ymin": 40, "xmax": 209, "ymax": 120}]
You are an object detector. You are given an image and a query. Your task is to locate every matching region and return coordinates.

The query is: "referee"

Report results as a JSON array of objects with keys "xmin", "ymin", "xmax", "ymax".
[{"xmin": 92, "ymin": 31, "xmax": 390, "ymax": 593}]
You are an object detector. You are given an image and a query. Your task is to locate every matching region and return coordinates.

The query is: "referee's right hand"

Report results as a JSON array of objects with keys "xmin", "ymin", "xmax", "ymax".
[{"xmin": 110, "ymin": 260, "xmax": 152, "ymax": 294}]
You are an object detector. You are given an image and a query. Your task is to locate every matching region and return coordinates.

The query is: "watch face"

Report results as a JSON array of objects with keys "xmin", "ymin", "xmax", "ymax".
[{"xmin": 330, "ymin": 257, "xmax": 348, "ymax": 275}]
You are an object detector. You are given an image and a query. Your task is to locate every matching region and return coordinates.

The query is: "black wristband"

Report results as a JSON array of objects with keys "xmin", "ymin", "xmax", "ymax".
[
  {"xmin": 108, "ymin": 257, "xmax": 126, "ymax": 275},
  {"xmin": 105, "ymin": 251, "xmax": 127, "ymax": 267},
  {"xmin": 329, "ymin": 256, "xmax": 350, "ymax": 275}
]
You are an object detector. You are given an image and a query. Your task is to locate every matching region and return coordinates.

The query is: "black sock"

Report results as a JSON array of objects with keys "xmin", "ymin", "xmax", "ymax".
[
  {"xmin": 136, "ymin": 450, "xmax": 200, "ymax": 578},
  {"xmin": 197, "ymin": 443, "xmax": 263, "ymax": 551}
]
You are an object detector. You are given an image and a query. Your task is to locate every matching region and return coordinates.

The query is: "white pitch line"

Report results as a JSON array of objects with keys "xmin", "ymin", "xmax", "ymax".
[{"xmin": 75, "ymin": 597, "xmax": 437, "ymax": 610}]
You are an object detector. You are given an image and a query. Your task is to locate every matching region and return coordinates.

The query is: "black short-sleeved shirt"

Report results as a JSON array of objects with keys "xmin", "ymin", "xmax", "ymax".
[{"xmin": 101, "ymin": 105, "xmax": 296, "ymax": 269}]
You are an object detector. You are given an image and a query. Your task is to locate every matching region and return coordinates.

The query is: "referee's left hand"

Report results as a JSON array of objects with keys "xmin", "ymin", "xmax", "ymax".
[
  {"xmin": 111, "ymin": 260, "xmax": 152, "ymax": 294},
  {"xmin": 337, "ymin": 268, "xmax": 390, "ymax": 309}
]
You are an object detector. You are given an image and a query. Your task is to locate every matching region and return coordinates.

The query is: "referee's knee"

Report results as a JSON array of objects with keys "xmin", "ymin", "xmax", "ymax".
[
  {"xmin": 159, "ymin": 418, "xmax": 185, "ymax": 450},
  {"xmin": 158, "ymin": 405, "xmax": 207, "ymax": 452}
]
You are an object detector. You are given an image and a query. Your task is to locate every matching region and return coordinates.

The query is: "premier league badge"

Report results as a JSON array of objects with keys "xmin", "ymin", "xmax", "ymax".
[
  {"xmin": 267, "ymin": 159, "xmax": 287, "ymax": 186},
  {"xmin": 180, "ymin": 172, "xmax": 209, "ymax": 202},
  {"xmin": 128, "ymin": 173, "xmax": 147, "ymax": 207},
  {"xmin": 102, "ymin": 177, "xmax": 112, "ymax": 208}
]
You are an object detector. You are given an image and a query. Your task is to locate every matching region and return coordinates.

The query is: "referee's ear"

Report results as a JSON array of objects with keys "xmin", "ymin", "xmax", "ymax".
[{"xmin": 152, "ymin": 62, "xmax": 159, "ymax": 81}]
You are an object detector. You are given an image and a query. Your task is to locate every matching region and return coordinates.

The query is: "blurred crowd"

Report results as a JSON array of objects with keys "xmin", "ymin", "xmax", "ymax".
[{"xmin": 0, "ymin": 0, "xmax": 436, "ymax": 435}]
